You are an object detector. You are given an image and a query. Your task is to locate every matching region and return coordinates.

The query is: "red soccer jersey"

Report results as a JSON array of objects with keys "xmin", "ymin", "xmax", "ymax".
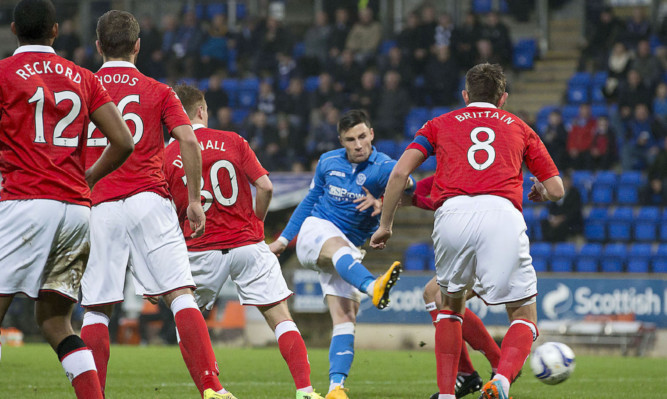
[
  {"xmin": 164, "ymin": 125, "xmax": 268, "ymax": 251},
  {"xmin": 0, "ymin": 46, "xmax": 112, "ymax": 206},
  {"xmin": 408, "ymin": 103, "xmax": 559, "ymax": 211},
  {"xmin": 85, "ymin": 61, "xmax": 191, "ymax": 205}
]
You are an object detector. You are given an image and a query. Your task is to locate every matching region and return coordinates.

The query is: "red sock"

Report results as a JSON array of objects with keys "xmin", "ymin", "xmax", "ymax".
[
  {"xmin": 435, "ymin": 311, "xmax": 463, "ymax": 395},
  {"xmin": 458, "ymin": 343, "xmax": 475, "ymax": 375},
  {"xmin": 276, "ymin": 321, "xmax": 311, "ymax": 390},
  {"xmin": 60, "ymin": 348, "xmax": 104, "ymax": 399},
  {"xmin": 172, "ymin": 295, "xmax": 223, "ymax": 393},
  {"xmin": 81, "ymin": 318, "xmax": 110, "ymax": 392},
  {"xmin": 463, "ymin": 308, "xmax": 501, "ymax": 369},
  {"xmin": 497, "ymin": 319, "xmax": 538, "ymax": 382},
  {"xmin": 426, "ymin": 302, "xmax": 439, "ymax": 323},
  {"xmin": 179, "ymin": 336, "xmax": 204, "ymax": 394}
]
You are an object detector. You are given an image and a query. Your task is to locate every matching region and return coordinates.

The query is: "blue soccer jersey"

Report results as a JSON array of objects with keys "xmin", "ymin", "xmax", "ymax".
[{"xmin": 281, "ymin": 147, "xmax": 411, "ymax": 246}]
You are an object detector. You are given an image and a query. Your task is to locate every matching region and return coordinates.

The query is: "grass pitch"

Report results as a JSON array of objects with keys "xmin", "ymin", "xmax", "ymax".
[{"xmin": 0, "ymin": 343, "xmax": 664, "ymax": 398}]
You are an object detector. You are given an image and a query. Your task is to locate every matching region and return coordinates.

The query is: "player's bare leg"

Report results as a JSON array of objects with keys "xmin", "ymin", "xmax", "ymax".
[
  {"xmin": 434, "ymin": 291, "xmax": 466, "ymax": 399},
  {"xmin": 81, "ymin": 304, "xmax": 114, "ymax": 392},
  {"xmin": 260, "ymin": 301, "xmax": 324, "ymax": 398},
  {"xmin": 163, "ymin": 288, "xmax": 235, "ymax": 399},
  {"xmin": 37, "ymin": 292, "xmax": 104, "ymax": 399},
  {"xmin": 0, "ymin": 295, "xmax": 15, "ymax": 361},
  {"xmin": 323, "ymin": 295, "xmax": 358, "ymax": 399},
  {"xmin": 480, "ymin": 300, "xmax": 537, "ymax": 399},
  {"xmin": 319, "ymin": 237, "xmax": 402, "ymax": 310}
]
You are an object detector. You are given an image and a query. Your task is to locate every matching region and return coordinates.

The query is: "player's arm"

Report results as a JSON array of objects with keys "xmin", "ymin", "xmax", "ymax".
[
  {"xmin": 269, "ymin": 161, "xmax": 326, "ymax": 255},
  {"xmin": 86, "ymin": 102, "xmax": 134, "ymax": 188},
  {"xmin": 524, "ymin": 127, "xmax": 564, "ymax": 203},
  {"xmin": 528, "ymin": 176, "xmax": 564, "ymax": 202},
  {"xmin": 370, "ymin": 148, "xmax": 425, "ymax": 249},
  {"xmin": 253, "ymin": 174, "xmax": 272, "ymax": 221},
  {"xmin": 172, "ymin": 125, "xmax": 205, "ymax": 238}
]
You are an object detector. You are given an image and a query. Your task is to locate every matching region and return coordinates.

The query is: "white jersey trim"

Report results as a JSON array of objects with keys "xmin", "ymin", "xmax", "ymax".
[
  {"xmin": 99, "ymin": 61, "xmax": 137, "ymax": 69},
  {"xmin": 467, "ymin": 102, "xmax": 497, "ymax": 109},
  {"xmin": 14, "ymin": 45, "xmax": 56, "ymax": 55}
]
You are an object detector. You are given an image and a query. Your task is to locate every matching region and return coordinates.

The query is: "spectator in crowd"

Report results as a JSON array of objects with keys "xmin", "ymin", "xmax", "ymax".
[
  {"xmin": 160, "ymin": 14, "xmax": 179, "ymax": 78},
  {"xmin": 310, "ymin": 72, "xmax": 345, "ymax": 125},
  {"xmin": 623, "ymin": 103, "xmax": 665, "ymax": 170},
  {"xmin": 307, "ymin": 107, "xmax": 341, "ymax": 165},
  {"xmin": 639, "ymin": 137, "xmax": 667, "ymax": 205},
  {"xmin": 451, "ymin": 12, "xmax": 481, "ymax": 71},
  {"xmin": 72, "ymin": 46, "xmax": 99, "ymax": 72},
  {"xmin": 199, "ymin": 13, "xmax": 230, "ymax": 78},
  {"xmin": 350, "ymin": 69, "xmax": 380, "ymax": 119},
  {"xmin": 302, "ymin": 10, "xmax": 331, "ymax": 74},
  {"xmin": 275, "ymin": 52, "xmax": 301, "ymax": 90},
  {"xmin": 379, "ymin": 46, "xmax": 413, "ymax": 90},
  {"xmin": 374, "ymin": 70, "xmax": 412, "ymax": 139},
  {"xmin": 433, "ymin": 13, "xmax": 455, "ymax": 49},
  {"xmin": 277, "ymin": 77, "xmax": 310, "ymax": 132},
  {"xmin": 172, "ymin": 11, "xmax": 205, "ymax": 78},
  {"xmin": 479, "ymin": 11, "xmax": 513, "ymax": 67},
  {"xmin": 236, "ymin": 16, "xmax": 261, "ymax": 69},
  {"xmin": 660, "ymin": 14, "xmax": 667, "ymax": 46},
  {"xmin": 331, "ymin": 49, "xmax": 361, "ymax": 94},
  {"xmin": 136, "ymin": 15, "xmax": 165, "ymax": 79},
  {"xmin": 540, "ymin": 172, "xmax": 583, "ymax": 242},
  {"xmin": 653, "ymin": 82, "xmax": 667, "ymax": 122},
  {"xmin": 542, "ymin": 110, "xmax": 569, "ymax": 167},
  {"xmin": 630, "ymin": 39, "xmax": 663, "ymax": 89},
  {"xmin": 328, "ymin": 7, "xmax": 350, "ymax": 59},
  {"xmin": 215, "ymin": 107, "xmax": 241, "ymax": 133},
  {"xmin": 603, "ymin": 41, "xmax": 633, "ymax": 100},
  {"xmin": 423, "ymin": 45, "xmax": 459, "ymax": 106},
  {"xmin": 246, "ymin": 111, "xmax": 281, "ymax": 169},
  {"xmin": 567, "ymin": 104, "xmax": 597, "ymax": 169},
  {"xmin": 53, "ymin": 18, "xmax": 80, "ymax": 60},
  {"xmin": 397, "ymin": 12, "xmax": 421, "ymax": 61},
  {"xmin": 345, "ymin": 7, "xmax": 382, "ymax": 64},
  {"xmin": 617, "ymin": 69, "xmax": 653, "ymax": 112},
  {"xmin": 276, "ymin": 115, "xmax": 306, "ymax": 171},
  {"xmin": 204, "ymin": 74, "xmax": 229, "ymax": 117},
  {"xmin": 475, "ymin": 38, "xmax": 503, "ymax": 66},
  {"xmin": 257, "ymin": 80, "xmax": 278, "ymax": 121},
  {"xmin": 623, "ymin": 6, "xmax": 651, "ymax": 49},
  {"xmin": 578, "ymin": 7, "xmax": 624, "ymax": 71},
  {"xmin": 590, "ymin": 116, "xmax": 617, "ymax": 170},
  {"xmin": 253, "ymin": 16, "xmax": 293, "ymax": 75},
  {"xmin": 417, "ymin": 4, "xmax": 437, "ymax": 53}
]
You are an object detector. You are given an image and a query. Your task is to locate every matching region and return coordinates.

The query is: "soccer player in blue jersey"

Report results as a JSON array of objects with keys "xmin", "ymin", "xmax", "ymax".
[{"xmin": 270, "ymin": 109, "xmax": 413, "ymax": 399}]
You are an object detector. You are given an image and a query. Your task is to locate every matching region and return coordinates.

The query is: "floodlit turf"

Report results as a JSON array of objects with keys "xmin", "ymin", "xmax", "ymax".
[{"xmin": 0, "ymin": 343, "xmax": 665, "ymax": 398}]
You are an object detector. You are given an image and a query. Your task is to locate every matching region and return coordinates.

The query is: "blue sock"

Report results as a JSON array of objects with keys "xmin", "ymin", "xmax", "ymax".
[
  {"xmin": 333, "ymin": 251, "xmax": 375, "ymax": 293},
  {"xmin": 329, "ymin": 323, "xmax": 355, "ymax": 387}
]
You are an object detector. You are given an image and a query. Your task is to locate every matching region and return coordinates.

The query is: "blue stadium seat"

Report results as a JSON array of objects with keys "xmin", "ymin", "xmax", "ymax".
[
  {"xmin": 653, "ymin": 244, "xmax": 667, "ymax": 273},
  {"xmin": 567, "ymin": 85, "xmax": 589, "ymax": 104},
  {"xmin": 404, "ymin": 108, "xmax": 429, "ymax": 138},
  {"xmin": 404, "ymin": 242, "xmax": 432, "ymax": 271},
  {"xmin": 561, "ymin": 105, "xmax": 580, "ymax": 125},
  {"xmin": 594, "ymin": 170, "xmax": 618, "ymax": 186},
  {"xmin": 231, "ymin": 108, "xmax": 250, "ymax": 125},
  {"xmin": 608, "ymin": 207, "xmax": 633, "ymax": 242},
  {"xmin": 207, "ymin": 3, "xmax": 226, "ymax": 17},
  {"xmin": 472, "ymin": 0, "xmax": 493, "ymax": 14},
  {"xmin": 627, "ymin": 243, "xmax": 652, "ymax": 273},
  {"xmin": 593, "ymin": 71, "xmax": 608, "ymax": 86},
  {"xmin": 634, "ymin": 207, "xmax": 660, "ymax": 242},
  {"xmin": 237, "ymin": 78, "xmax": 260, "ymax": 108},
  {"xmin": 292, "ymin": 42, "xmax": 305, "ymax": 59},
  {"xmin": 568, "ymin": 72, "xmax": 592, "ymax": 87},
  {"xmin": 661, "ymin": 222, "xmax": 667, "ymax": 242},
  {"xmin": 551, "ymin": 243, "xmax": 576, "ymax": 272},
  {"xmin": 375, "ymin": 139, "xmax": 400, "ymax": 159},
  {"xmin": 304, "ymin": 76, "xmax": 320, "ymax": 92},
  {"xmin": 379, "ymin": 40, "xmax": 397, "ymax": 55},
  {"xmin": 530, "ymin": 242, "xmax": 551, "ymax": 272},
  {"xmin": 591, "ymin": 85, "xmax": 606, "ymax": 104},
  {"xmin": 198, "ymin": 78, "xmax": 211, "ymax": 91},
  {"xmin": 177, "ymin": 77, "xmax": 197, "ymax": 87},
  {"xmin": 576, "ymin": 243, "xmax": 602, "ymax": 272},
  {"xmin": 513, "ymin": 39, "xmax": 537, "ymax": 70},
  {"xmin": 591, "ymin": 186, "xmax": 614, "ymax": 204},
  {"xmin": 601, "ymin": 243, "xmax": 627, "ymax": 272},
  {"xmin": 618, "ymin": 171, "xmax": 643, "ymax": 186},
  {"xmin": 616, "ymin": 185, "xmax": 639, "ymax": 204},
  {"xmin": 221, "ymin": 79, "xmax": 239, "ymax": 107},
  {"xmin": 430, "ymin": 107, "xmax": 450, "ymax": 119},
  {"xmin": 590, "ymin": 104, "xmax": 609, "ymax": 118},
  {"xmin": 584, "ymin": 207, "xmax": 608, "ymax": 242}
]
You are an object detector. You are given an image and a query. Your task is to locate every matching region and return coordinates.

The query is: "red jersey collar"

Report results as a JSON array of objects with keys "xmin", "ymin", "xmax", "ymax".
[
  {"xmin": 13, "ymin": 45, "xmax": 55, "ymax": 55},
  {"xmin": 99, "ymin": 61, "xmax": 137, "ymax": 69},
  {"xmin": 467, "ymin": 102, "xmax": 497, "ymax": 108}
]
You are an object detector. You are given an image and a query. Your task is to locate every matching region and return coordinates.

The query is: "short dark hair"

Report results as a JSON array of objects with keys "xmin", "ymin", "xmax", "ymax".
[
  {"xmin": 465, "ymin": 63, "xmax": 506, "ymax": 105},
  {"xmin": 173, "ymin": 84, "xmax": 205, "ymax": 119},
  {"xmin": 96, "ymin": 10, "xmax": 140, "ymax": 59},
  {"xmin": 13, "ymin": 0, "xmax": 56, "ymax": 44},
  {"xmin": 337, "ymin": 109, "xmax": 371, "ymax": 135}
]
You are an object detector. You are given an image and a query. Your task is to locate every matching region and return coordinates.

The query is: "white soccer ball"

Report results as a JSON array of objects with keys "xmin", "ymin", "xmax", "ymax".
[{"xmin": 529, "ymin": 342, "xmax": 575, "ymax": 385}]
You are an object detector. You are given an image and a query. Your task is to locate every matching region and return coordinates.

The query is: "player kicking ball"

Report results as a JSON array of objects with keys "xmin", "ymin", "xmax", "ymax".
[
  {"xmin": 270, "ymin": 110, "xmax": 413, "ymax": 399},
  {"xmin": 163, "ymin": 85, "xmax": 326, "ymax": 399},
  {"xmin": 79, "ymin": 11, "xmax": 234, "ymax": 399},
  {"xmin": 0, "ymin": 1, "xmax": 134, "ymax": 397},
  {"xmin": 371, "ymin": 63, "xmax": 564, "ymax": 399}
]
